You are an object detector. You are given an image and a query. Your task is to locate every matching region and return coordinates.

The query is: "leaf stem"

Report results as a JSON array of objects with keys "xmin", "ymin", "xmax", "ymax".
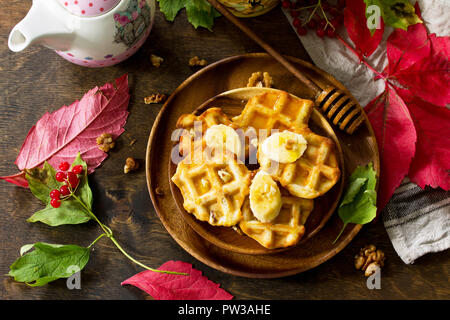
[
  {"xmin": 332, "ymin": 223, "xmax": 347, "ymax": 244},
  {"xmin": 71, "ymin": 190, "xmax": 187, "ymax": 276},
  {"xmin": 108, "ymin": 235, "xmax": 187, "ymax": 276},
  {"xmin": 88, "ymin": 233, "xmax": 107, "ymax": 248},
  {"xmin": 335, "ymin": 33, "xmax": 386, "ymax": 80}
]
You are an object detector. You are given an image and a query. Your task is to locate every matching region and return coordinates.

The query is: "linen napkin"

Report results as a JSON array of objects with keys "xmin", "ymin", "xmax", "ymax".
[{"xmin": 283, "ymin": 0, "xmax": 450, "ymax": 264}]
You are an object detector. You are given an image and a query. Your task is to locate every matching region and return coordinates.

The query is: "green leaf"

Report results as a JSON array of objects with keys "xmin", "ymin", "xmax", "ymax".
[
  {"xmin": 157, "ymin": 0, "xmax": 185, "ymax": 21},
  {"xmin": 25, "ymin": 162, "xmax": 62, "ymax": 204},
  {"xmin": 333, "ymin": 163, "xmax": 378, "ymax": 243},
  {"xmin": 340, "ymin": 177, "xmax": 367, "ymax": 206},
  {"xmin": 26, "ymin": 153, "xmax": 92, "ymax": 226},
  {"xmin": 185, "ymin": 0, "xmax": 221, "ymax": 30},
  {"xmin": 27, "ymin": 200, "xmax": 91, "ymax": 226},
  {"xmin": 157, "ymin": 0, "xmax": 220, "ymax": 30},
  {"xmin": 9, "ymin": 242, "xmax": 90, "ymax": 287},
  {"xmin": 72, "ymin": 153, "xmax": 93, "ymax": 210},
  {"xmin": 364, "ymin": 0, "xmax": 422, "ymax": 31}
]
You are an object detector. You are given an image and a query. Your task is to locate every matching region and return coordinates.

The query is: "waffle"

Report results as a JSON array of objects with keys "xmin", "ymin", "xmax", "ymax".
[
  {"xmin": 171, "ymin": 150, "xmax": 251, "ymax": 227},
  {"xmin": 239, "ymin": 194, "xmax": 314, "ymax": 249},
  {"xmin": 259, "ymin": 128, "xmax": 340, "ymax": 199},
  {"xmin": 176, "ymin": 108, "xmax": 233, "ymax": 156},
  {"xmin": 232, "ymin": 91, "xmax": 313, "ymax": 134}
]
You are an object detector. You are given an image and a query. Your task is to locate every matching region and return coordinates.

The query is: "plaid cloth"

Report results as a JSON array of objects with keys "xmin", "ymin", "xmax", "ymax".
[{"xmin": 283, "ymin": 0, "xmax": 450, "ymax": 263}]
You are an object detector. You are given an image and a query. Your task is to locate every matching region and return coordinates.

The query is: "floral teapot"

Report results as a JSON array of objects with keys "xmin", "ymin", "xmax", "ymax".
[{"xmin": 8, "ymin": 0, "xmax": 155, "ymax": 67}]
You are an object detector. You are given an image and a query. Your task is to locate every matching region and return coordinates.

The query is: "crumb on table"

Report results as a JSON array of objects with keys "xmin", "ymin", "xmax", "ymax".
[
  {"xmin": 189, "ymin": 56, "xmax": 208, "ymax": 67},
  {"xmin": 150, "ymin": 54, "xmax": 164, "ymax": 67},
  {"xmin": 144, "ymin": 93, "xmax": 167, "ymax": 104}
]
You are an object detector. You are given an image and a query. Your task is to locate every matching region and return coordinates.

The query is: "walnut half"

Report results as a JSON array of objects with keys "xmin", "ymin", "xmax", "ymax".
[
  {"xmin": 354, "ymin": 244, "xmax": 385, "ymax": 276},
  {"xmin": 96, "ymin": 133, "xmax": 115, "ymax": 152},
  {"xmin": 124, "ymin": 157, "xmax": 139, "ymax": 173}
]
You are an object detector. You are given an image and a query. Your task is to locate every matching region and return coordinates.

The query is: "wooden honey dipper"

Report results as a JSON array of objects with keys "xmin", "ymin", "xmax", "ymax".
[{"xmin": 206, "ymin": 0, "xmax": 364, "ymax": 134}]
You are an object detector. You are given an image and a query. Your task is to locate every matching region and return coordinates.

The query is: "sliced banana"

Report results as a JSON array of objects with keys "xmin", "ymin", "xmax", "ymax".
[
  {"xmin": 249, "ymin": 171, "xmax": 282, "ymax": 223},
  {"xmin": 261, "ymin": 131, "xmax": 307, "ymax": 164},
  {"xmin": 205, "ymin": 124, "xmax": 242, "ymax": 156}
]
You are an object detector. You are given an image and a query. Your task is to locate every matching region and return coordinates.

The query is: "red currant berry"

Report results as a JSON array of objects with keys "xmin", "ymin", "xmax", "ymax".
[
  {"xmin": 59, "ymin": 161, "xmax": 70, "ymax": 171},
  {"xmin": 72, "ymin": 165, "xmax": 83, "ymax": 175},
  {"xmin": 293, "ymin": 18, "xmax": 302, "ymax": 28},
  {"xmin": 50, "ymin": 198, "xmax": 61, "ymax": 208},
  {"xmin": 318, "ymin": 19, "xmax": 327, "ymax": 29},
  {"xmin": 331, "ymin": 17, "xmax": 341, "ymax": 28},
  {"xmin": 316, "ymin": 28, "xmax": 325, "ymax": 38},
  {"xmin": 60, "ymin": 184, "xmax": 70, "ymax": 197},
  {"xmin": 67, "ymin": 171, "xmax": 79, "ymax": 189},
  {"xmin": 281, "ymin": 0, "xmax": 291, "ymax": 9},
  {"xmin": 326, "ymin": 28, "xmax": 335, "ymax": 38},
  {"xmin": 50, "ymin": 189, "xmax": 61, "ymax": 199},
  {"xmin": 307, "ymin": 19, "xmax": 316, "ymax": 29},
  {"xmin": 290, "ymin": 10, "xmax": 299, "ymax": 18},
  {"xmin": 55, "ymin": 171, "xmax": 66, "ymax": 182},
  {"xmin": 297, "ymin": 26, "xmax": 307, "ymax": 36}
]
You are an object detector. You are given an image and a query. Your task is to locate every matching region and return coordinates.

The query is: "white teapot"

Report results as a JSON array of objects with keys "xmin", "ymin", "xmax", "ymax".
[{"xmin": 8, "ymin": 0, "xmax": 155, "ymax": 67}]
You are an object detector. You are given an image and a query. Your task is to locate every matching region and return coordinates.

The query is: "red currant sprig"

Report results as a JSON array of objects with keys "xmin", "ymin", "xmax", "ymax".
[
  {"xmin": 50, "ymin": 161, "xmax": 84, "ymax": 208},
  {"xmin": 286, "ymin": 0, "xmax": 344, "ymax": 38}
]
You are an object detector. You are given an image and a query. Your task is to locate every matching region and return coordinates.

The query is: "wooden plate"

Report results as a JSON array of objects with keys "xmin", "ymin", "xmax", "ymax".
[
  {"xmin": 146, "ymin": 53, "xmax": 379, "ymax": 278},
  {"xmin": 168, "ymin": 87, "xmax": 345, "ymax": 255}
]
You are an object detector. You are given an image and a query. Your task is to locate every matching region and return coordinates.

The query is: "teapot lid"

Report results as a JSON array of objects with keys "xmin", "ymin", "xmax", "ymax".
[{"xmin": 58, "ymin": 0, "xmax": 121, "ymax": 17}]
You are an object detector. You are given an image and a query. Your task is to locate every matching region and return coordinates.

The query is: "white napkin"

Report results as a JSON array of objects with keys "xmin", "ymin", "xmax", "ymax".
[{"xmin": 283, "ymin": 0, "xmax": 450, "ymax": 264}]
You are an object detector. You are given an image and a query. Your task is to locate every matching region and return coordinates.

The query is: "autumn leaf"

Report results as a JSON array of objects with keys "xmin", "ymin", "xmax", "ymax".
[
  {"xmin": 344, "ymin": 0, "xmax": 384, "ymax": 59},
  {"xmin": 0, "ymin": 75, "xmax": 130, "ymax": 187},
  {"xmin": 366, "ymin": 85, "xmax": 416, "ymax": 211},
  {"xmin": 397, "ymin": 89, "xmax": 450, "ymax": 190},
  {"xmin": 121, "ymin": 261, "xmax": 233, "ymax": 300},
  {"xmin": 392, "ymin": 33, "xmax": 450, "ymax": 107}
]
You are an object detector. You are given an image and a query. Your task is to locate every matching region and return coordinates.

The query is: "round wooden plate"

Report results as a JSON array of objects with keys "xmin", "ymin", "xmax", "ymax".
[
  {"xmin": 146, "ymin": 53, "xmax": 379, "ymax": 278},
  {"xmin": 168, "ymin": 87, "xmax": 345, "ymax": 255}
]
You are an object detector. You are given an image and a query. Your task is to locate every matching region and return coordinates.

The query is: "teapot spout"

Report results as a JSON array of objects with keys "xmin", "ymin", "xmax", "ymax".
[{"xmin": 8, "ymin": 0, "xmax": 74, "ymax": 52}]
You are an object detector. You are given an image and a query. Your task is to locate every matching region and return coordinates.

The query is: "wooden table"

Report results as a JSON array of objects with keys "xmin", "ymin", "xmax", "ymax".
[{"xmin": 1, "ymin": 1, "xmax": 449, "ymax": 300}]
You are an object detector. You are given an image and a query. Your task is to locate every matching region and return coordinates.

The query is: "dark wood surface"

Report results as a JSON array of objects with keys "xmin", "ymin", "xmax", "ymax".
[{"xmin": 0, "ymin": 1, "xmax": 449, "ymax": 300}]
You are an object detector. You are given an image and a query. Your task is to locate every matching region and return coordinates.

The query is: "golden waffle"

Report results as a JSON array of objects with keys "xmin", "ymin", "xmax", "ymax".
[
  {"xmin": 171, "ymin": 150, "xmax": 251, "ymax": 227},
  {"xmin": 239, "ymin": 194, "xmax": 314, "ymax": 249},
  {"xmin": 176, "ymin": 108, "xmax": 233, "ymax": 156},
  {"xmin": 259, "ymin": 128, "xmax": 340, "ymax": 199},
  {"xmin": 232, "ymin": 91, "xmax": 313, "ymax": 134}
]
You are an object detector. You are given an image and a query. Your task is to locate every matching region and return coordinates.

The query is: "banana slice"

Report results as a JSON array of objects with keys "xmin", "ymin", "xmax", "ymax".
[
  {"xmin": 205, "ymin": 124, "xmax": 242, "ymax": 156},
  {"xmin": 249, "ymin": 171, "xmax": 282, "ymax": 223},
  {"xmin": 261, "ymin": 131, "xmax": 307, "ymax": 164}
]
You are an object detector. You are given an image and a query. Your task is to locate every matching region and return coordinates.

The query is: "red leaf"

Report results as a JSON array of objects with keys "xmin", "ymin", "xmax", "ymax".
[
  {"xmin": 121, "ymin": 261, "xmax": 233, "ymax": 300},
  {"xmin": 397, "ymin": 89, "xmax": 450, "ymax": 189},
  {"xmin": 0, "ymin": 172, "xmax": 28, "ymax": 188},
  {"xmin": 386, "ymin": 21, "xmax": 430, "ymax": 75},
  {"xmin": 393, "ymin": 34, "xmax": 450, "ymax": 107},
  {"xmin": 344, "ymin": 0, "xmax": 384, "ymax": 59},
  {"xmin": 385, "ymin": 4, "xmax": 450, "ymax": 107},
  {"xmin": 9, "ymin": 75, "xmax": 129, "ymax": 177},
  {"xmin": 366, "ymin": 85, "xmax": 417, "ymax": 211}
]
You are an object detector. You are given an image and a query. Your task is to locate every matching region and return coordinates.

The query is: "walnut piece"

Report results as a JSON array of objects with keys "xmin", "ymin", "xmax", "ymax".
[
  {"xmin": 354, "ymin": 244, "xmax": 385, "ymax": 276},
  {"xmin": 150, "ymin": 54, "xmax": 164, "ymax": 67},
  {"xmin": 124, "ymin": 157, "xmax": 139, "ymax": 173},
  {"xmin": 96, "ymin": 133, "xmax": 115, "ymax": 152},
  {"xmin": 144, "ymin": 93, "xmax": 167, "ymax": 104},
  {"xmin": 189, "ymin": 56, "xmax": 208, "ymax": 67},
  {"xmin": 247, "ymin": 72, "xmax": 273, "ymax": 88}
]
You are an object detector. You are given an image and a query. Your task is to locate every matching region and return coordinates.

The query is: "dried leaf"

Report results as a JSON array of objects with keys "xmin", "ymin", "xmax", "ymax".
[
  {"xmin": 121, "ymin": 260, "xmax": 233, "ymax": 300},
  {"xmin": 1, "ymin": 75, "xmax": 130, "ymax": 186}
]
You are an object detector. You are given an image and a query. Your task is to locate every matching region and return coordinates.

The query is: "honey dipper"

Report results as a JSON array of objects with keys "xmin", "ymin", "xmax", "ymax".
[{"xmin": 206, "ymin": 0, "xmax": 364, "ymax": 134}]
